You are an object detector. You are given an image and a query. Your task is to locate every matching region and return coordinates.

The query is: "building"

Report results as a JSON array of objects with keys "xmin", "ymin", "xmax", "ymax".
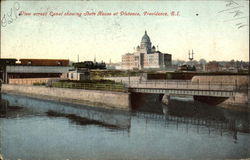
[
  {"xmin": 0, "ymin": 58, "xmax": 17, "ymax": 83},
  {"xmin": 205, "ymin": 61, "xmax": 243, "ymax": 73},
  {"xmin": 106, "ymin": 62, "xmax": 122, "ymax": 70},
  {"xmin": 122, "ymin": 31, "xmax": 172, "ymax": 70},
  {"xmin": 61, "ymin": 68, "xmax": 90, "ymax": 81},
  {"xmin": 1, "ymin": 58, "xmax": 73, "ymax": 83},
  {"xmin": 205, "ymin": 61, "xmax": 220, "ymax": 72},
  {"xmin": 19, "ymin": 59, "xmax": 69, "ymax": 66}
]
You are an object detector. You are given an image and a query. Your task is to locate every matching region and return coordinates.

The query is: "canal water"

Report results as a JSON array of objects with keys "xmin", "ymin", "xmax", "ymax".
[{"xmin": 0, "ymin": 93, "xmax": 249, "ymax": 160}]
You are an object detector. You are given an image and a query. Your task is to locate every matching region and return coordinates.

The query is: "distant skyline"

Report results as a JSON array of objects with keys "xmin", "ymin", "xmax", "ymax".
[{"xmin": 1, "ymin": 0, "xmax": 249, "ymax": 63}]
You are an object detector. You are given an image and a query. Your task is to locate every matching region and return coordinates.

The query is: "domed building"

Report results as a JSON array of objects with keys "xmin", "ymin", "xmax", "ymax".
[
  {"xmin": 122, "ymin": 31, "xmax": 172, "ymax": 70},
  {"xmin": 140, "ymin": 31, "xmax": 152, "ymax": 53}
]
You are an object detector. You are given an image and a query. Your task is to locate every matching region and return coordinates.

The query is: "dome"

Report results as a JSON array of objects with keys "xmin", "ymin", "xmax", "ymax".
[
  {"xmin": 141, "ymin": 31, "xmax": 151, "ymax": 43},
  {"xmin": 152, "ymin": 45, "xmax": 156, "ymax": 49}
]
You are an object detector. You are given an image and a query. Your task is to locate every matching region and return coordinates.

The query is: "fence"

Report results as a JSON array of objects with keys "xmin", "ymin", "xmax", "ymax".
[
  {"xmin": 52, "ymin": 82, "xmax": 127, "ymax": 92},
  {"xmin": 9, "ymin": 78, "xmax": 57, "ymax": 85},
  {"xmin": 122, "ymin": 80, "xmax": 248, "ymax": 91}
]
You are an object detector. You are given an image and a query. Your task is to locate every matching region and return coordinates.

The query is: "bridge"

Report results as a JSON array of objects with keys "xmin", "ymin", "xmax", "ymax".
[
  {"xmin": 126, "ymin": 80, "xmax": 242, "ymax": 105},
  {"xmin": 106, "ymin": 77, "xmax": 247, "ymax": 105},
  {"xmin": 126, "ymin": 80, "xmax": 236, "ymax": 97}
]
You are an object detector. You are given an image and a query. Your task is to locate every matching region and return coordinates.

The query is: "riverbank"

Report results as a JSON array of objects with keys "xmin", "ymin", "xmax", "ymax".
[{"xmin": 1, "ymin": 84, "xmax": 131, "ymax": 110}]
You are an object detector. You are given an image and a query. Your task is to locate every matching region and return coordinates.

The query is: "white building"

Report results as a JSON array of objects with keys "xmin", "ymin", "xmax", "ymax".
[
  {"xmin": 61, "ymin": 68, "xmax": 90, "ymax": 81},
  {"xmin": 106, "ymin": 62, "xmax": 122, "ymax": 70},
  {"xmin": 122, "ymin": 31, "xmax": 172, "ymax": 70}
]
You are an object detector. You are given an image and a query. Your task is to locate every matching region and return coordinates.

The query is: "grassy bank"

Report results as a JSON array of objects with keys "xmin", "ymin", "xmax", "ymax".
[
  {"xmin": 90, "ymin": 70, "xmax": 142, "ymax": 79},
  {"xmin": 51, "ymin": 80, "xmax": 127, "ymax": 92}
]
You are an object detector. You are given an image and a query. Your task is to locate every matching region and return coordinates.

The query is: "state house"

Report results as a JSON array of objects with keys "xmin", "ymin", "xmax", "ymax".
[{"xmin": 122, "ymin": 31, "xmax": 172, "ymax": 70}]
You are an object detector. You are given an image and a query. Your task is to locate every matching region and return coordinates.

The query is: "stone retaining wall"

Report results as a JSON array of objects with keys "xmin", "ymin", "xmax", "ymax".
[
  {"xmin": 222, "ymin": 92, "xmax": 248, "ymax": 105},
  {"xmin": 192, "ymin": 75, "xmax": 248, "ymax": 86},
  {"xmin": 1, "ymin": 84, "xmax": 131, "ymax": 110}
]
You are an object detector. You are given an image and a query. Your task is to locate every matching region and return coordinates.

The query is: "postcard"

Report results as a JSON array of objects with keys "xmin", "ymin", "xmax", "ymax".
[{"xmin": 0, "ymin": 0, "xmax": 249, "ymax": 160}]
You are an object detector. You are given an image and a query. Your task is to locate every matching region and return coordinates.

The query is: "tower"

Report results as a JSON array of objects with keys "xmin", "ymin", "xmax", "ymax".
[
  {"xmin": 188, "ymin": 50, "xmax": 194, "ymax": 61},
  {"xmin": 140, "ymin": 30, "xmax": 152, "ymax": 53}
]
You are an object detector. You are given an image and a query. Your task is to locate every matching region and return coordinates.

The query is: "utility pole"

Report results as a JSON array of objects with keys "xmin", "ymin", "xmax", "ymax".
[
  {"xmin": 248, "ymin": 50, "xmax": 250, "ymax": 105},
  {"xmin": 94, "ymin": 55, "xmax": 96, "ymax": 63}
]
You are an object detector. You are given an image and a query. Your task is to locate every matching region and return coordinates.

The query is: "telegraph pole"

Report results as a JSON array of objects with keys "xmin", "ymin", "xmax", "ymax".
[{"xmin": 248, "ymin": 50, "xmax": 250, "ymax": 105}]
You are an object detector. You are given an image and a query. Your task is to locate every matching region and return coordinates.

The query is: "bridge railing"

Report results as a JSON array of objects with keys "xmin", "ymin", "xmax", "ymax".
[{"xmin": 122, "ymin": 80, "xmax": 240, "ymax": 91}]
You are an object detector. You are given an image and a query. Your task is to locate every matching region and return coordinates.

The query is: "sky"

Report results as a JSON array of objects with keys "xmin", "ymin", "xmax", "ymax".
[{"xmin": 1, "ymin": 0, "xmax": 249, "ymax": 63}]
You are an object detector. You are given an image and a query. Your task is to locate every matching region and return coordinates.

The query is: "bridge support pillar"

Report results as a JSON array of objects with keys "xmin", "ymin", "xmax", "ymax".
[
  {"xmin": 162, "ymin": 94, "xmax": 170, "ymax": 105},
  {"xmin": 248, "ymin": 86, "xmax": 250, "ymax": 107},
  {"xmin": 0, "ymin": 99, "xmax": 8, "ymax": 114}
]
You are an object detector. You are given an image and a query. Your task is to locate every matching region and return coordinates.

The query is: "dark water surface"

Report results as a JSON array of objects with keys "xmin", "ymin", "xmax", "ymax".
[{"xmin": 0, "ymin": 93, "xmax": 249, "ymax": 160}]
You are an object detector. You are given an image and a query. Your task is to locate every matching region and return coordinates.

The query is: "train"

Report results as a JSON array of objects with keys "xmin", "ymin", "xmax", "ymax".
[{"xmin": 73, "ymin": 61, "xmax": 106, "ymax": 70}]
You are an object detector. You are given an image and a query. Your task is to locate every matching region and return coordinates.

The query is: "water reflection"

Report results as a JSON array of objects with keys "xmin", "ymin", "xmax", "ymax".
[
  {"xmin": 132, "ymin": 94, "xmax": 249, "ymax": 132},
  {"xmin": 47, "ymin": 110, "xmax": 127, "ymax": 130},
  {"xmin": 1, "ymin": 93, "xmax": 250, "ymax": 135},
  {"xmin": 0, "ymin": 93, "xmax": 250, "ymax": 160},
  {"xmin": 1, "ymin": 93, "xmax": 131, "ymax": 130},
  {"xmin": 0, "ymin": 97, "xmax": 38, "ymax": 118}
]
